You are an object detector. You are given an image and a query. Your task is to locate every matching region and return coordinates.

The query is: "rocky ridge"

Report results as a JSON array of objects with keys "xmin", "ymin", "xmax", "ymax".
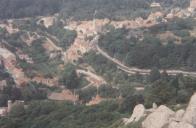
[{"xmin": 125, "ymin": 93, "xmax": 196, "ymax": 128}]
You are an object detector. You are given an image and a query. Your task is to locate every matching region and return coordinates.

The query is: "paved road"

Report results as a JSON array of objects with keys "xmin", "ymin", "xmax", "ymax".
[{"xmin": 93, "ymin": 35, "xmax": 196, "ymax": 77}]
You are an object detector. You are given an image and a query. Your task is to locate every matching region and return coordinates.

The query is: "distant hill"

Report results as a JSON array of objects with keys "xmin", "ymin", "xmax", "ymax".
[
  {"xmin": 0, "ymin": 0, "xmax": 190, "ymax": 20},
  {"xmin": 0, "ymin": 0, "xmax": 63, "ymax": 19}
]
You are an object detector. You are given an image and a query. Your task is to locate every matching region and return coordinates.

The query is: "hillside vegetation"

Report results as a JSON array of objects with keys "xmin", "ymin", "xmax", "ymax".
[
  {"xmin": 99, "ymin": 18, "xmax": 196, "ymax": 70},
  {"xmin": 0, "ymin": 0, "xmax": 195, "ymax": 128},
  {"xmin": 0, "ymin": 0, "xmax": 191, "ymax": 20}
]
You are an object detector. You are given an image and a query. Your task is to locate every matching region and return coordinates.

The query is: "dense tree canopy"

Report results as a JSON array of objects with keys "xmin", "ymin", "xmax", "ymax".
[
  {"xmin": 0, "ymin": 0, "xmax": 63, "ymax": 19},
  {"xmin": 0, "ymin": 101, "xmax": 125, "ymax": 128},
  {"xmin": 59, "ymin": 64, "xmax": 80, "ymax": 90},
  {"xmin": 0, "ymin": 0, "xmax": 191, "ymax": 20},
  {"xmin": 99, "ymin": 18, "xmax": 196, "ymax": 70}
]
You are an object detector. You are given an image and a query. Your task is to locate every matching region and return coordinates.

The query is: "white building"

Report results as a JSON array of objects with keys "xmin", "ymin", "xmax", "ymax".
[
  {"xmin": 150, "ymin": 2, "xmax": 161, "ymax": 8},
  {"xmin": 0, "ymin": 107, "xmax": 7, "ymax": 116}
]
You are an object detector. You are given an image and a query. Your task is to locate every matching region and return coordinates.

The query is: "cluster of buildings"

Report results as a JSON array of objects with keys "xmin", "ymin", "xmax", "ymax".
[
  {"xmin": 32, "ymin": 76, "xmax": 59, "ymax": 87},
  {"xmin": 16, "ymin": 49, "xmax": 33, "ymax": 64}
]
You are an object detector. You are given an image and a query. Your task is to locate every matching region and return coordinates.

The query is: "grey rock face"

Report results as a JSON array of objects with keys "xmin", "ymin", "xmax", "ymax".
[
  {"xmin": 168, "ymin": 121, "xmax": 194, "ymax": 128},
  {"xmin": 182, "ymin": 93, "xmax": 196, "ymax": 127},
  {"xmin": 142, "ymin": 105, "xmax": 175, "ymax": 128},
  {"xmin": 125, "ymin": 104, "xmax": 145, "ymax": 124}
]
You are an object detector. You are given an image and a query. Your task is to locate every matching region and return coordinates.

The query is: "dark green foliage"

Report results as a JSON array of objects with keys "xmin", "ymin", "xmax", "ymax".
[
  {"xmin": 0, "ymin": 94, "xmax": 9, "ymax": 107},
  {"xmin": 0, "ymin": 0, "xmax": 152, "ymax": 20},
  {"xmin": 0, "ymin": 66, "xmax": 18, "ymax": 104},
  {"xmin": 144, "ymin": 74, "xmax": 196, "ymax": 107},
  {"xmin": 0, "ymin": 0, "xmax": 190, "ymax": 20},
  {"xmin": 0, "ymin": 101, "xmax": 124, "ymax": 128},
  {"xmin": 21, "ymin": 82, "xmax": 47, "ymax": 101},
  {"xmin": 148, "ymin": 67, "xmax": 161, "ymax": 82},
  {"xmin": 9, "ymin": 104, "xmax": 25, "ymax": 117},
  {"xmin": 82, "ymin": 51, "xmax": 147, "ymax": 86},
  {"xmin": 144, "ymin": 80, "xmax": 177, "ymax": 106},
  {"xmin": 173, "ymin": 30, "xmax": 190, "ymax": 37},
  {"xmin": 119, "ymin": 85, "xmax": 135, "ymax": 98},
  {"xmin": 26, "ymin": 39, "xmax": 49, "ymax": 64},
  {"xmin": 99, "ymin": 85, "xmax": 119, "ymax": 98},
  {"xmin": 0, "ymin": 66, "xmax": 10, "ymax": 81},
  {"xmin": 119, "ymin": 95, "xmax": 144, "ymax": 113},
  {"xmin": 78, "ymin": 86, "xmax": 97, "ymax": 103},
  {"xmin": 47, "ymin": 22, "xmax": 77, "ymax": 50},
  {"xmin": 0, "ymin": 85, "xmax": 22, "ymax": 104},
  {"xmin": 149, "ymin": 18, "xmax": 195, "ymax": 33},
  {"xmin": 5, "ymin": 31, "xmax": 62, "ymax": 78},
  {"xmin": 99, "ymin": 20, "xmax": 196, "ymax": 70},
  {"xmin": 0, "ymin": 27, "xmax": 6, "ymax": 38},
  {"xmin": 0, "ymin": 0, "xmax": 63, "ymax": 19},
  {"xmin": 60, "ymin": 0, "xmax": 151, "ymax": 20},
  {"xmin": 59, "ymin": 64, "xmax": 80, "ymax": 90},
  {"xmin": 0, "ymin": 80, "xmax": 39, "ymax": 107}
]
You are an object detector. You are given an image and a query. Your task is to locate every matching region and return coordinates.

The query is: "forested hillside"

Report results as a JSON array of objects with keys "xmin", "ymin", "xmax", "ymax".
[
  {"xmin": 0, "ymin": 0, "xmax": 195, "ymax": 128},
  {"xmin": 0, "ymin": 0, "xmax": 63, "ymax": 19},
  {"xmin": 0, "ymin": 0, "xmax": 191, "ymax": 20},
  {"xmin": 99, "ymin": 18, "xmax": 196, "ymax": 70}
]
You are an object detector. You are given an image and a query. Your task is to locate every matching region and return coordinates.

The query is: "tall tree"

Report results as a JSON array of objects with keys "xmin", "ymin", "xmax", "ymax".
[{"xmin": 60, "ymin": 64, "xmax": 80, "ymax": 90}]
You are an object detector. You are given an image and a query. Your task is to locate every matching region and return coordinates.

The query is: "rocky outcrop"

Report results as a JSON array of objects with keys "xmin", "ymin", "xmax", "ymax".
[
  {"xmin": 142, "ymin": 105, "xmax": 175, "ymax": 128},
  {"xmin": 124, "ymin": 104, "xmax": 146, "ymax": 124},
  {"xmin": 182, "ymin": 93, "xmax": 196, "ymax": 127},
  {"xmin": 174, "ymin": 109, "xmax": 185, "ymax": 121},
  {"xmin": 125, "ymin": 93, "xmax": 196, "ymax": 128},
  {"xmin": 168, "ymin": 121, "xmax": 194, "ymax": 128},
  {"xmin": 168, "ymin": 108, "xmax": 194, "ymax": 128}
]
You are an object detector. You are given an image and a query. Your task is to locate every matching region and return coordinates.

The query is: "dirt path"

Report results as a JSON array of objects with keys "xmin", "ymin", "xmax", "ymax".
[
  {"xmin": 76, "ymin": 69, "xmax": 106, "ymax": 86},
  {"xmin": 48, "ymin": 89, "xmax": 78, "ymax": 101},
  {"xmin": 0, "ymin": 47, "xmax": 29, "ymax": 85}
]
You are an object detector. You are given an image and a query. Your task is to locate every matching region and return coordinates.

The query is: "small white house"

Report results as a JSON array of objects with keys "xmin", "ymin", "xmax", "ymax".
[
  {"xmin": 150, "ymin": 2, "xmax": 161, "ymax": 8},
  {"xmin": 0, "ymin": 107, "xmax": 7, "ymax": 116}
]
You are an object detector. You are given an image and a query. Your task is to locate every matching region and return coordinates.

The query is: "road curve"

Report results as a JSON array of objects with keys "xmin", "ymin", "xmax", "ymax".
[
  {"xmin": 76, "ymin": 69, "xmax": 106, "ymax": 84},
  {"xmin": 93, "ymin": 35, "xmax": 196, "ymax": 77}
]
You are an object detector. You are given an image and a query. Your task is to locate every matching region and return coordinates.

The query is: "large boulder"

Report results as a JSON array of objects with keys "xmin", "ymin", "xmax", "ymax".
[
  {"xmin": 168, "ymin": 121, "xmax": 194, "ymax": 128},
  {"xmin": 182, "ymin": 93, "xmax": 196, "ymax": 126},
  {"xmin": 142, "ymin": 105, "xmax": 175, "ymax": 128},
  {"xmin": 125, "ymin": 104, "xmax": 145, "ymax": 124},
  {"xmin": 139, "ymin": 93, "xmax": 196, "ymax": 128},
  {"xmin": 174, "ymin": 109, "xmax": 185, "ymax": 121}
]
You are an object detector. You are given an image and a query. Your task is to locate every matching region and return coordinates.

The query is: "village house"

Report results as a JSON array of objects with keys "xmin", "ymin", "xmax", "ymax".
[
  {"xmin": 0, "ymin": 100, "xmax": 25, "ymax": 117},
  {"xmin": 16, "ymin": 49, "xmax": 33, "ymax": 64},
  {"xmin": 32, "ymin": 77, "xmax": 59, "ymax": 87},
  {"xmin": 150, "ymin": 2, "xmax": 161, "ymax": 8},
  {"xmin": 18, "ymin": 54, "xmax": 33, "ymax": 64}
]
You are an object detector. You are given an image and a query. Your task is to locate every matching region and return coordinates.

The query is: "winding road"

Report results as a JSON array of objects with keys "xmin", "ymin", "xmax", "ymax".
[
  {"xmin": 76, "ymin": 69, "xmax": 106, "ymax": 86},
  {"xmin": 92, "ymin": 35, "xmax": 196, "ymax": 77}
]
